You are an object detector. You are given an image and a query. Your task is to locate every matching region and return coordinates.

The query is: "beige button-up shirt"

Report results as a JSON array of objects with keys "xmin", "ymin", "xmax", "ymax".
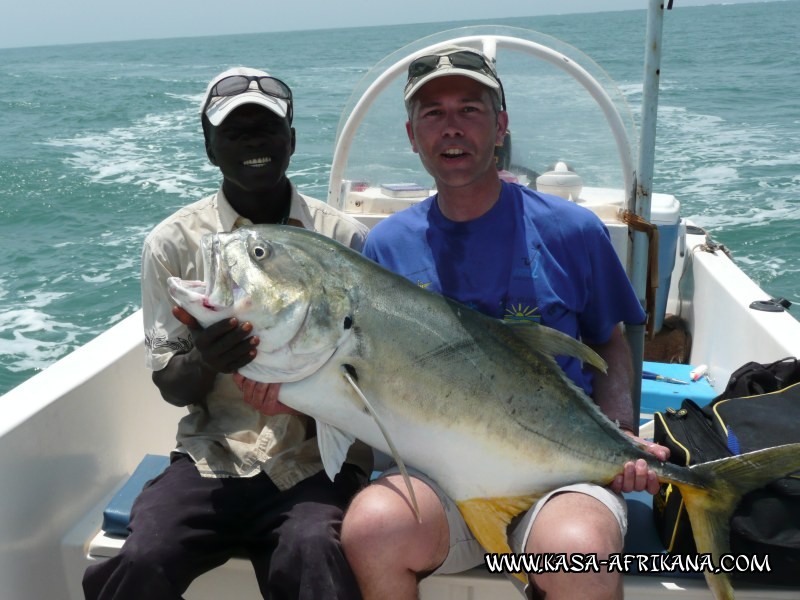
[{"xmin": 141, "ymin": 185, "xmax": 372, "ymax": 488}]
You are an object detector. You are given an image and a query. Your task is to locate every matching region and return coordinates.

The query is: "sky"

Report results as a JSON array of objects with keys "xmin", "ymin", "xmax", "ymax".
[{"xmin": 1, "ymin": 0, "xmax": 770, "ymax": 49}]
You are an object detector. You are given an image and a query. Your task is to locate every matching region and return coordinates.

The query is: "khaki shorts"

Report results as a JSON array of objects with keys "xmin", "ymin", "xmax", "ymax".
[{"xmin": 378, "ymin": 467, "xmax": 627, "ymax": 598}]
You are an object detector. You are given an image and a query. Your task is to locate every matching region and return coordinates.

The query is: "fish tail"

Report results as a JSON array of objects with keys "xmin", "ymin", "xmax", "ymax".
[{"xmin": 669, "ymin": 442, "xmax": 800, "ymax": 600}]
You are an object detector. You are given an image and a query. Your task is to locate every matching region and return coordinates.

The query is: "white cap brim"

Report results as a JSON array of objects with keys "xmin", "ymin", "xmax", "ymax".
[
  {"xmin": 404, "ymin": 65, "xmax": 501, "ymax": 102},
  {"xmin": 205, "ymin": 91, "xmax": 289, "ymax": 126}
]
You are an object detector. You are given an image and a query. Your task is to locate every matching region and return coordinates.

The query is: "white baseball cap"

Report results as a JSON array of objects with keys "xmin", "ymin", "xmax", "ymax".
[
  {"xmin": 403, "ymin": 45, "xmax": 504, "ymax": 108},
  {"xmin": 201, "ymin": 66, "xmax": 292, "ymax": 126}
]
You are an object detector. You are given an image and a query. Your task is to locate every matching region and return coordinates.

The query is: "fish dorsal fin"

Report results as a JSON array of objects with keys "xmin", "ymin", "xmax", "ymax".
[
  {"xmin": 504, "ymin": 321, "xmax": 607, "ymax": 373},
  {"xmin": 341, "ymin": 365, "xmax": 421, "ymax": 522},
  {"xmin": 457, "ymin": 495, "xmax": 541, "ymax": 585},
  {"xmin": 317, "ymin": 421, "xmax": 356, "ymax": 481}
]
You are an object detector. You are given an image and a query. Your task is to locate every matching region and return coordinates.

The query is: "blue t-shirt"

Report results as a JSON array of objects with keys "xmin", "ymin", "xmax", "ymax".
[{"xmin": 363, "ymin": 181, "xmax": 645, "ymax": 395}]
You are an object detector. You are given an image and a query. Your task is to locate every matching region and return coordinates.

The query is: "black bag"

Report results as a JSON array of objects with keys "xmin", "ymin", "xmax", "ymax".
[
  {"xmin": 652, "ymin": 358, "xmax": 800, "ymax": 585},
  {"xmin": 716, "ymin": 356, "xmax": 800, "ymax": 398}
]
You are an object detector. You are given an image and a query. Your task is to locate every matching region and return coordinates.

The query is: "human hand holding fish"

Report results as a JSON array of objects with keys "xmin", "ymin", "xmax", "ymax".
[
  {"xmin": 172, "ymin": 305, "xmax": 259, "ymax": 374},
  {"xmin": 232, "ymin": 372, "xmax": 300, "ymax": 416},
  {"xmin": 173, "ymin": 306, "xmax": 297, "ymax": 415},
  {"xmin": 611, "ymin": 431, "xmax": 670, "ymax": 495}
]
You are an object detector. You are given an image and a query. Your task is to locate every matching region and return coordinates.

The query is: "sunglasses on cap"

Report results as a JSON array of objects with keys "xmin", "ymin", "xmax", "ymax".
[
  {"xmin": 407, "ymin": 49, "xmax": 506, "ymax": 109},
  {"xmin": 203, "ymin": 74, "xmax": 294, "ymax": 123}
]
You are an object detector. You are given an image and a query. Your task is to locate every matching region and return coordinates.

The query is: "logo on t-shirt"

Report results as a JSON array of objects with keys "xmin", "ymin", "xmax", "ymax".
[{"xmin": 503, "ymin": 303, "xmax": 542, "ymax": 324}]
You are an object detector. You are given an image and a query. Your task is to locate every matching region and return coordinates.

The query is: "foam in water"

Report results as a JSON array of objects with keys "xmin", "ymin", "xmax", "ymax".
[
  {"xmin": 45, "ymin": 109, "xmax": 212, "ymax": 201},
  {"xmin": 0, "ymin": 308, "xmax": 82, "ymax": 371}
]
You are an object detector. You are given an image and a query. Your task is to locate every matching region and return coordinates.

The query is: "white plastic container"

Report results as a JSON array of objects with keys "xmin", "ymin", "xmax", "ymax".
[{"xmin": 536, "ymin": 161, "xmax": 583, "ymax": 201}]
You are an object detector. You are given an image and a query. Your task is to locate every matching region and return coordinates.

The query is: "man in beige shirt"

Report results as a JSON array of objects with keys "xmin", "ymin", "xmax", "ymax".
[{"xmin": 84, "ymin": 67, "xmax": 370, "ymax": 600}]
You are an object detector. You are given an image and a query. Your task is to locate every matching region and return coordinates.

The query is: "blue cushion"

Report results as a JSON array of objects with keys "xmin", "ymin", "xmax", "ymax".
[
  {"xmin": 102, "ymin": 454, "xmax": 170, "ymax": 536},
  {"xmin": 623, "ymin": 490, "xmax": 703, "ymax": 579},
  {"xmin": 623, "ymin": 490, "xmax": 665, "ymax": 555}
]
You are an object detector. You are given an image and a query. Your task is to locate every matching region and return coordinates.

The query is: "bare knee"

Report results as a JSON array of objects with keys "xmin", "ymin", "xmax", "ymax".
[
  {"xmin": 528, "ymin": 491, "xmax": 623, "ymax": 556},
  {"xmin": 342, "ymin": 475, "xmax": 450, "ymax": 574},
  {"xmin": 526, "ymin": 492, "xmax": 624, "ymax": 600}
]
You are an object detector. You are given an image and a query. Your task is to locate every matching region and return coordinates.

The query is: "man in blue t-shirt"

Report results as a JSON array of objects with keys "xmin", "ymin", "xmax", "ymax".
[{"xmin": 341, "ymin": 46, "xmax": 670, "ymax": 599}]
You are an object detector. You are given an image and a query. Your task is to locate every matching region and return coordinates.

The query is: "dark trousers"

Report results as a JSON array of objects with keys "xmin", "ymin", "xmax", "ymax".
[{"xmin": 83, "ymin": 453, "xmax": 365, "ymax": 600}]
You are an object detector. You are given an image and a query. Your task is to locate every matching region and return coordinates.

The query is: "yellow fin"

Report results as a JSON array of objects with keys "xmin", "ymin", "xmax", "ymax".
[
  {"xmin": 667, "ymin": 442, "xmax": 800, "ymax": 600},
  {"xmin": 457, "ymin": 495, "xmax": 540, "ymax": 585}
]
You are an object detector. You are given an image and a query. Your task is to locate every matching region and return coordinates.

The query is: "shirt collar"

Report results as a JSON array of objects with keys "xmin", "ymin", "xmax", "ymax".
[{"xmin": 215, "ymin": 184, "xmax": 307, "ymax": 231}]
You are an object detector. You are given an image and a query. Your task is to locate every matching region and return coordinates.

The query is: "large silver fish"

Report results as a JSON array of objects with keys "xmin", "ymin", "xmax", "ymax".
[{"xmin": 168, "ymin": 225, "xmax": 800, "ymax": 599}]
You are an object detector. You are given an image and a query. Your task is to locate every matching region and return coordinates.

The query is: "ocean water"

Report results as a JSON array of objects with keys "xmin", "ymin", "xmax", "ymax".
[{"xmin": 1, "ymin": 1, "xmax": 798, "ymax": 395}]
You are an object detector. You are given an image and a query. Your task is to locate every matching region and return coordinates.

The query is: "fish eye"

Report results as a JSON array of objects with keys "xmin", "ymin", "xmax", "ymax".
[{"xmin": 252, "ymin": 244, "xmax": 271, "ymax": 260}]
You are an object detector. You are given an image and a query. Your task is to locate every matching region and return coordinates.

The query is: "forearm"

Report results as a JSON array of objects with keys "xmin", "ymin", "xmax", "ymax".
[
  {"xmin": 152, "ymin": 348, "xmax": 218, "ymax": 408},
  {"xmin": 587, "ymin": 325, "xmax": 636, "ymax": 432},
  {"xmin": 592, "ymin": 326, "xmax": 670, "ymax": 494}
]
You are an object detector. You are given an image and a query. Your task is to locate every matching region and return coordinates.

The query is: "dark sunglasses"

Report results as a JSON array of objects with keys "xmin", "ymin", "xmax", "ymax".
[
  {"xmin": 203, "ymin": 75, "xmax": 294, "ymax": 123},
  {"xmin": 407, "ymin": 50, "xmax": 506, "ymax": 109}
]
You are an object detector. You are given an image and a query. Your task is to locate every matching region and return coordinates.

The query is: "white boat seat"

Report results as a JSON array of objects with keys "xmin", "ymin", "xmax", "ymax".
[{"xmin": 89, "ymin": 455, "xmax": 701, "ymax": 578}]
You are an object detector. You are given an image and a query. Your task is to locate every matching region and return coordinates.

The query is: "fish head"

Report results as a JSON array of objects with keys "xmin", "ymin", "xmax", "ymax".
[{"xmin": 168, "ymin": 226, "xmax": 355, "ymax": 383}]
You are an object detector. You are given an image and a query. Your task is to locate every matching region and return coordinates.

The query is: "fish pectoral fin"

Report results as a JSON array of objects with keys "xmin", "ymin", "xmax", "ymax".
[
  {"xmin": 457, "ymin": 495, "xmax": 540, "ymax": 585},
  {"xmin": 504, "ymin": 321, "xmax": 607, "ymax": 373},
  {"xmin": 317, "ymin": 421, "xmax": 356, "ymax": 481}
]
